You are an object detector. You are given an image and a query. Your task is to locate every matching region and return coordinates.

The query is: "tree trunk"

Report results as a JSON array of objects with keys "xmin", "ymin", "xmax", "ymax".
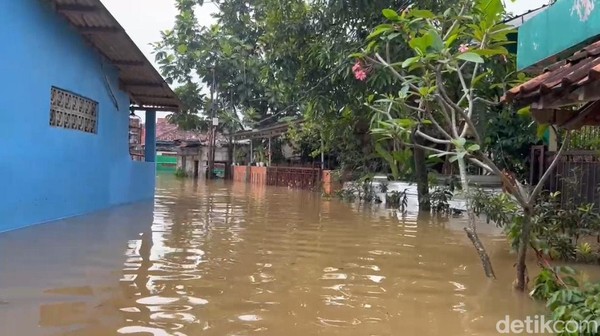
[
  {"xmin": 515, "ymin": 208, "xmax": 532, "ymax": 291},
  {"xmin": 458, "ymin": 156, "xmax": 496, "ymax": 279},
  {"xmin": 413, "ymin": 137, "xmax": 430, "ymax": 212}
]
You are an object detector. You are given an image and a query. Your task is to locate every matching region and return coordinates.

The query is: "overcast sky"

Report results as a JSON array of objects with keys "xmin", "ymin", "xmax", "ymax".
[{"xmin": 100, "ymin": 0, "xmax": 550, "ymax": 120}]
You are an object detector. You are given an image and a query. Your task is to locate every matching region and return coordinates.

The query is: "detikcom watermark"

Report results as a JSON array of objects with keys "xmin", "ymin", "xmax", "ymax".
[{"xmin": 496, "ymin": 315, "xmax": 600, "ymax": 334}]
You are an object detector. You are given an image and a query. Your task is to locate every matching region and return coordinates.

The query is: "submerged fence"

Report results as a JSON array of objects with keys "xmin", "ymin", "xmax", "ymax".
[
  {"xmin": 232, "ymin": 165, "xmax": 333, "ymax": 192},
  {"xmin": 531, "ymin": 149, "xmax": 600, "ymax": 208}
]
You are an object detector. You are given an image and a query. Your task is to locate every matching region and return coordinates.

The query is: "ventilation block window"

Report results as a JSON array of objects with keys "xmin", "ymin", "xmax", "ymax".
[{"xmin": 49, "ymin": 87, "xmax": 98, "ymax": 134}]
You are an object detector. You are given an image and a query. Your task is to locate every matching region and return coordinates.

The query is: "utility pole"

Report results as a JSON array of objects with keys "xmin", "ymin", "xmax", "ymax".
[{"xmin": 207, "ymin": 67, "xmax": 216, "ymax": 180}]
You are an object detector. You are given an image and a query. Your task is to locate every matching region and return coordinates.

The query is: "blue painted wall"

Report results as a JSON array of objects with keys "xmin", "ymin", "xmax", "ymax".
[{"xmin": 0, "ymin": 0, "xmax": 156, "ymax": 232}]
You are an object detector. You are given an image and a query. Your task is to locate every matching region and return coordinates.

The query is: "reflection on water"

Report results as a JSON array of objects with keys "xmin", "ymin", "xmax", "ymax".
[{"xmin": 0, "ymin": 174, "xmax": 554, "ymax": 335}]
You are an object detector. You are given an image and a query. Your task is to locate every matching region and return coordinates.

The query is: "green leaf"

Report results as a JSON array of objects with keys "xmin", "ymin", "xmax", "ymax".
[
  {"xmin": 445, "ymin": 33, "xmax": 459, "ymax": 48},
  {"xmin": 402, "ymin": 56, "xmax": 420, "ymax": 68},
  {"xmin": 177, "ymin": 44, "xmax": 188, "ymax": 54},
  {"xmin": 368, "ymin": 24, "xmax": 393, "ymax": 40},
  {"xmin": 409, "ymin": 33, "xmax": 435, "ymax": 54},
  {"xmin": 399, "ymin": 84, "xmax": 410, "ymax": 98},
  {"xmin": 553, "ymin": 305, "xmax": 567, "ymax": 319},
  {"xmin": 456, "ymin": 52, "xmax": 484, "ymax": 64},
  {"xmin": 375, "ymin": 143, "xmax": 399, "ymax": 179},
  {"xmin": 366, "ymin": 40, "xmax": 378, "ymax": 52},
  {"xmin": 387, "ymin": 32, "xmax": 401, "ymax": 40},
  {"xmin": 467, "ymin": 144, "xmax": 481, "ymax": 152},
  {"xmin": 391, "ymin": 118, "xmax": 416, "ymax": 128},
  {"xmin": 429, "ymin": 30, "xmax": 444, "ymax": 52},
  {"xmin": 449, "ymin": 155, "xmax": 458, "ymax": 163},
  {"xmin": 472, "ymin": 71, "xmax": 489, "ymax": 87},
  {"xmin": 452, "ymin": 138, "xmax": 467, "ymax": 148},
  {"xmin": 410, "ymin": 9, "xmax": 435, "ymax": 19},
  {"xmin": 382, "ymin": 9, "xmax": 398, "ymax": 20},
  {"xmin": 471, "ymin": 47, "xmax": 509, "ymax": 57},
  {"xmin": 517, "ymin": 106, "xmax": 531, "ymax": 117}
]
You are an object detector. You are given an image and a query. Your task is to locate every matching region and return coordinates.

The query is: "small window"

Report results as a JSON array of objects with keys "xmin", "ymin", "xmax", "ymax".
[{"xmin": 49, "ymin": 87, "xmax": 98, "ymax": 134}]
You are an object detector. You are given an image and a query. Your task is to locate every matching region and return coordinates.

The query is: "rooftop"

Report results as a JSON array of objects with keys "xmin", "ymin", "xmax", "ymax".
[
  {"xmin": 504, "ymin": 40, "xmax": 600, "ymax": 109},
  {"xmin": 155, "ymin": 118, "xmax": 228, "ymax": 145},
  {"xmin": 45, "ymin": 0, "xmax": 180, "ymax": 111}
]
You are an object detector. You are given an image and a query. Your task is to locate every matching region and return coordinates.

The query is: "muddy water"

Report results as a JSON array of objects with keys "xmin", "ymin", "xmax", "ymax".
[{"xmin": 0, "ymin": 174, "xmax": 548, "ymax": 335}]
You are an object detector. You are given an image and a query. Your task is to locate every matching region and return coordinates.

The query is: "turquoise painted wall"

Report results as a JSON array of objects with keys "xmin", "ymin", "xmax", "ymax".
[
  {"xmin": 0, "ymin": 0, "xmax": 156, "ymax": 232},
  {"xmin": 517, "ymin": 0, "xmax": 600, "ymax": 70}
]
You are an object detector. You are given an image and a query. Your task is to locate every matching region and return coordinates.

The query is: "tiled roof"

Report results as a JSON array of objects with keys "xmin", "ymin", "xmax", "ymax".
[
  {"xmin": 156, "ymin": 118, "xmax": 207, "ymax": 142},
  {"xmin": 504, "ymin": 40, "xmax": 600, "ymax": 108},
  {"xmin": 155, "ymin": 118, "xmax": 227, "ymax": 145}
]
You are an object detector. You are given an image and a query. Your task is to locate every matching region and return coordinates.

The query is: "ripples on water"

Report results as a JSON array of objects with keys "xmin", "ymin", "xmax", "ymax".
[{"xmin": 0, "ymin": 174, "xmax": 548, "ymax": 336}]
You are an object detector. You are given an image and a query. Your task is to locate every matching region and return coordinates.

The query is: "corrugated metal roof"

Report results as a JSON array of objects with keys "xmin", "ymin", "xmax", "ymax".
[
  {"xmin": 44, "ymin": 0, "xmax": 181, "ymax": 111},
  {"xmin": 502, "ymin": 4, "xmax": 550, "ymax": 28},
  {"xmin": 504, "ymin": 40, "xmax": 600, "ymax": 108}
]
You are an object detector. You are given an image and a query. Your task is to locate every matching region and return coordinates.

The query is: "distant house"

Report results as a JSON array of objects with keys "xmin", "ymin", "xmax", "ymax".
[
  {"xmin": 151, "ymin": 118, "xmax": 233, "ymax": 177},
  {"xmin": 0, "ymin": 0, "xmax": 180, "ymax": 232}
]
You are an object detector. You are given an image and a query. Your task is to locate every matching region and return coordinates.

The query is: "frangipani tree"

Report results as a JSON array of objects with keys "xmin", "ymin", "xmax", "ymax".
[{"xmin": 356, "ymin": 0, "xmax": 571, "ymax": 290}]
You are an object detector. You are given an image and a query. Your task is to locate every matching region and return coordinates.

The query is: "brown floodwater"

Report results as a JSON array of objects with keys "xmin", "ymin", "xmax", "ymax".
[{"xmin": 0, "ymin": 174, "xmax": 558, "ymax": 335}]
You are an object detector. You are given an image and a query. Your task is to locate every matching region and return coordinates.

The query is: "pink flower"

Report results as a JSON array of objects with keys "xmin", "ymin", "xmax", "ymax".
[
  {"xmin": 354, "ymin": 70, "xmax": 367, "ymax": 81},
  {"xmin": 458, "ymin": 44, "xmax": 469, "ymax": 53},
  {"xmin": 352, "ymin": 60, "xmax": 368, "ymax": 81}
]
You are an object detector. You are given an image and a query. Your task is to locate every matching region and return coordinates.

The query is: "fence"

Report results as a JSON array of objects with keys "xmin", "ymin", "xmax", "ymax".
[
  {"xmin": 532, "ymin": 149, "xmax": 600, "ymax": 208},
  {"xmin": 232, "ymin": 165, "xmax": 327, "ymax": 192},
  {"xmin": 266, "ymin": 167, "xmax": 321, "ymax": 190}
]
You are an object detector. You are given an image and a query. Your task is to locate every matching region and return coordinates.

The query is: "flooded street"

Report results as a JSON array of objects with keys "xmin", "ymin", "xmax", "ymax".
[{"xmin": 0, "ymin": 174, "xmax": 547, "ymax": 335}]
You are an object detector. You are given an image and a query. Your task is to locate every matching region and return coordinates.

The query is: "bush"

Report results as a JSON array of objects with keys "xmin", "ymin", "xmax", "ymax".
[
  {"xmin": 386, "ymin": 190, "xmax": 408, "ymax": 211},
  {"xmin": 471, "ymin": 187, "xmax": 600, "ymax": 264},
  {"xmin": 531, "ymin": 267, "xmax": 600, "ymax": 336},
  {"xmin": 174, "ymin": 168, "xmax": 188, "ymax": 178},
  {"xmin": 428, "ymin": 186, "xmax": 454, "ymax": 215}
]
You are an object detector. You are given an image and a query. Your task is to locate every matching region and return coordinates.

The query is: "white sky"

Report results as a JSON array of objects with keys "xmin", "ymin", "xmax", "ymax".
[{"xmin": 100, "ymin": 0, "xmax": 549, "ymax": 121}]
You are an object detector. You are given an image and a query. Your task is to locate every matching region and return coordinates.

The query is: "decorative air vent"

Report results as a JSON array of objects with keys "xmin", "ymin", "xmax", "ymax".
[{"xmin": 49, "ymin": 87, "xmax": 98, "ymax": 134}]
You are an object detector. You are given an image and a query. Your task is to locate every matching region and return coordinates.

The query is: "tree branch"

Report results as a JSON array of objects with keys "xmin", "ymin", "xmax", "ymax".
[
  {"xmin": 398, "ymin": 136, "xmax": 450, "ymax": 155},
  {"xmin": 528, "ymin": 131, "xmax": 571, "ymax": 206},
  {"xmin": 473, "ymin": 97, "xmax": 499, "ymax": 106},
  {"xmin": 443, "ymin": 3, "xmax": 467, "ymax": 40},
  {"xmin": 476, "ymin": 152, "xmax": 529, "ymax": 206},
  {"xmin": 371, "ymin": 53, "xmax": 422, "ymax": 93},
  {"xmin": 433, "ymin": 93, "xmax": 457, "ymax": 136},
  {"xmin": 423, "ymin": 105, "xmax": 453, "ymax": 140},
  {"xmin": 416, "ymin": 130, "xmax": 451, "ymax": 144},
  {"xmin": 435, "ymin": 69, "xmax": 482, "ymax": 144},
  {"xmin": 467, "ymin": 157, "xmax": 493, "ymax": 173}
]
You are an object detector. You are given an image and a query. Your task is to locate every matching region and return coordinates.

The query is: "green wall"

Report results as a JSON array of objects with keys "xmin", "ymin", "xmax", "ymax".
[{"xmin": 157, "ymin": 154, "xmax": 177, "ymax": 172}]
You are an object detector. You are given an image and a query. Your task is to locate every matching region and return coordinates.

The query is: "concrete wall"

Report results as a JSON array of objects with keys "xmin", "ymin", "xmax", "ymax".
[
  {"xmin": 176, "ymin": 147, "xmax": 230, "ymax": 177},
  {"xmin": 0, "ymin": 0, "xmax": 155, "ymax": 232},
  {"xmin": 177, "ymin": 154, "xmax": 201, "ymax": 177}
]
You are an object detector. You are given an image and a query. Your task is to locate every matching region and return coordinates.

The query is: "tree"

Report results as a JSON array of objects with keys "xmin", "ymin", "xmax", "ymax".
[
  {"xmin": 155, "ymin": 0, "xmax": 460, "ymax": 189},
  {"xmin": 358, "ymin": 0, "xmax": 571, "ymax": 289}
]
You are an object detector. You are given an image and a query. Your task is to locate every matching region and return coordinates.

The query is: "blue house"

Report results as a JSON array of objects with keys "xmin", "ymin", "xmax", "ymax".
[{"xmin": 0, "ymin": 0, "xmax": 180, "ymax": 232}]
